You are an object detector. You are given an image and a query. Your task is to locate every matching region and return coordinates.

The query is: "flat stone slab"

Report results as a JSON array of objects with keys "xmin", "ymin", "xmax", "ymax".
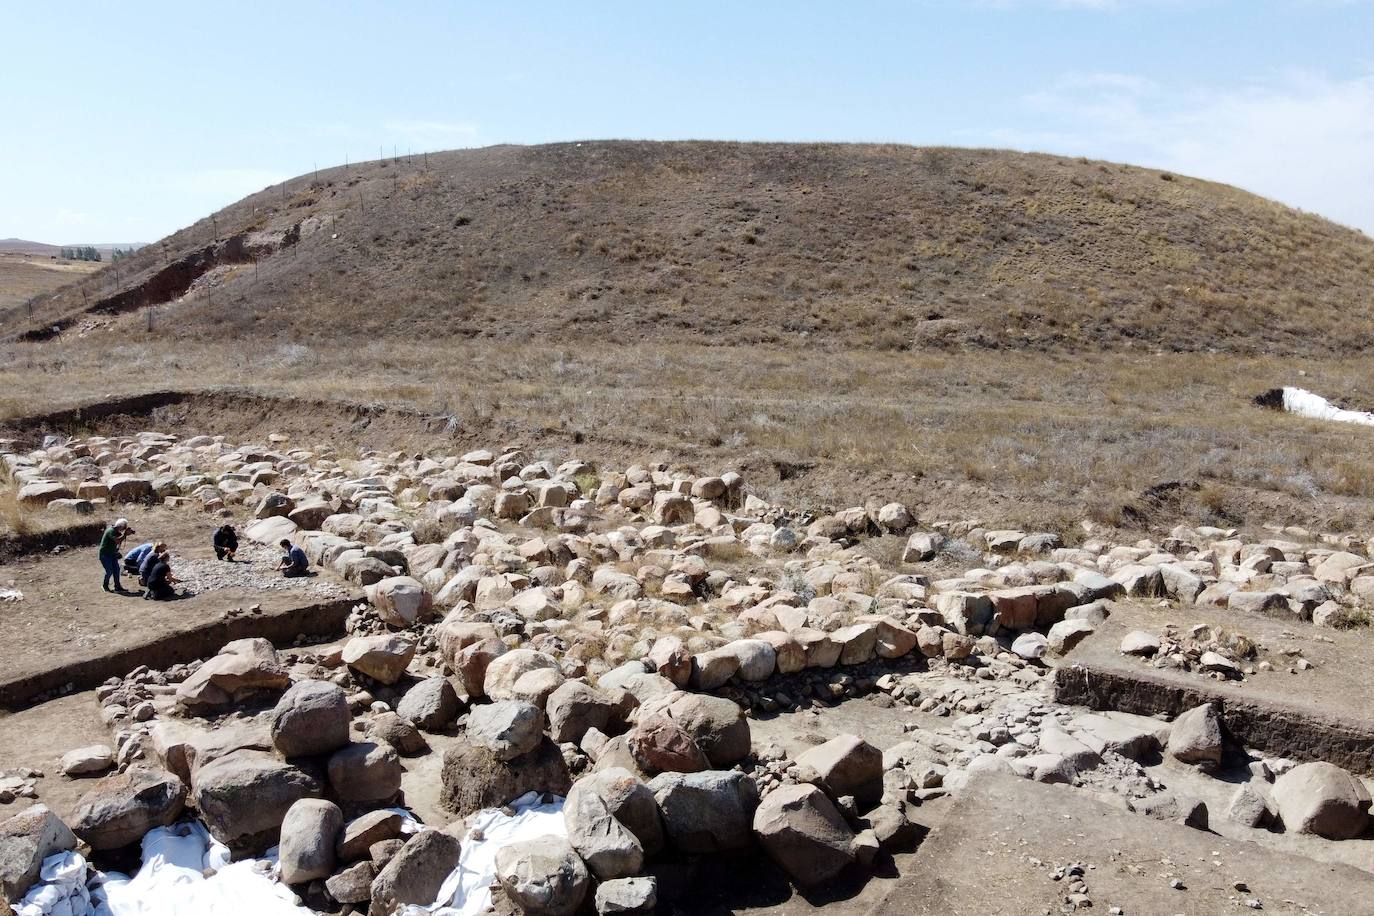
[
  {"xmin": 1052, "ymin": 599, "xmax": 1374, "ymax": 774},
  {"xmin": 867, "ymin": 770, "xmax": 1374, "ymax": 915}
]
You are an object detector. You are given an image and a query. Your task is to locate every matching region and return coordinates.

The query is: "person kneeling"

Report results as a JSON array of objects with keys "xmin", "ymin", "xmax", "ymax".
[
  {"xmin": 123, "ymin": 541, "xmax": 155, "ymax": 577},
  {"xmin": 144, "ymin": 550, "xmax": 180, "ymax": 601},
  {"xmin": 277, "ymin": 538, "xmax": 309, "ymax": 578}
]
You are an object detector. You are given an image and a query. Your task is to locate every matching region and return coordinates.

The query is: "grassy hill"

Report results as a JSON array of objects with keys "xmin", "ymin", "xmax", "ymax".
[
  {"xmin": 7, "ymin": 142, "xmax": 1372, "ymax": 354},
  {"xmin": 5, "ymin": 142, "xmax": 1374, "ymax": 536}
]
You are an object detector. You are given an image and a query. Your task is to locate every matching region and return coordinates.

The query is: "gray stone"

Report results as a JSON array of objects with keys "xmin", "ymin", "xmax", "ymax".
[
  {"xmin": 795, "ymin": 734, "xmax": 883, "ymax": 806},
  {"xmin": 594, "ymin": 876, "xmax": 658, "ymax": 915},
  {"xmin": 325, "ymin": 860, "xmax": 375, "ymax": 905},
  {"xmin": 649, "ymin": 770, "xmax": 759, "ymax": 854},
  {"xmin": 369, "ymin": 830, "xmax": 463, "ymax": 916},
  {"xmin": 192, "ymin": 751, "xmax": 319, "ymax": 855},
  {"xmin": 72, "ymin": 766, "xmax": 187, "ymax": 851},
  {"xmin": 342, "ymin": 634, "xmax": 416, "ymax": 685},
  {"xmin": 752, "ymin": 782, "xmax": 856, "ymax": 887},
  {"xmin": 279, "ymin": 798, "xmax": 343, "ymax": 885},
  {"xmin": 337, "ymin": 809, "xmax": 407, "ymax": 862},
  {"xmin": 564, "ymin": 782, "xmax": 644, "ymax": 881},
  {"xmin": 396, "ymin": 677, "xmax": 463, "ymax": 731},
  {"xmin": 1167, "ymin": 703, "xmax": 1224, "ymax": 769},
  {"xmin": 495, "ymin": 835, "xmax": 591, "ymax": 916},
  {"xmin": 0, "ymin": 806, "xmax": 77, "ymax": 902},
  {"xmin": 328, "ymin": 742, "xmax": 403, "ymax": 804},
  {"xmin": 1272, "ymin": 761, "xmax": 1373, "ymax": 840},
  {"xmin": 271, "ymin": 679, "xmax": 351, "ymax": 758},
  {"xmin": 570, "ymin": 768, "xmax": 665, "ymax": 857},
  {"xmin": 546, "ymin": 681, "xmax": 617, "ymax": 745},
  {"xmin": 467, "ymin": 700, "xmax": 545, "ymax": 761}
]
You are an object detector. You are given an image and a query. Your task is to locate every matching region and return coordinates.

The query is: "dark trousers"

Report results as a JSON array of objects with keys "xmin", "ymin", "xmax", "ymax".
[
  {"xmin": 215, "ymin": 547, "xmax": 234, "ymax": 560},
  {"xmin": 145, "ymin": 581, "xmax": 176, "ymax": 600},
  {"xmin": 282, "ymin": 566, "xmax": 307, "ymax": 578},
  {"xmin": 100, "ymin": 554, "xmax": 122, "ymax": 590}
]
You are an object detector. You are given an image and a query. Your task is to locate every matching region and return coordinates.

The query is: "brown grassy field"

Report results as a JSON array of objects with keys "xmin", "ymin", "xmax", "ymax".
[
  {"xmin": 4, "ymin": 334, "xmax": 1374, "ymax": 539},
  {"xmin": 4, "ymin": 142, "xmax": 1373, "ymax": 539},
  {"xmin": 0, "ymin": 252, "xmax": 99, "ymax": 313}
]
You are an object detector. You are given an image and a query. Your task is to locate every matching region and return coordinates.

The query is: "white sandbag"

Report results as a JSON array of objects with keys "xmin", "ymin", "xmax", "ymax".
[{"xmin": 401, "ymin": 791, "xmax": 566, "ymax": 916}]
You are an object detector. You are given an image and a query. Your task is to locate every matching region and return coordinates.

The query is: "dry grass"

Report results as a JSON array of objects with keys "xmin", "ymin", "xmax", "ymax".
[
  {"xmin": 4, "ymin": 334, "xmax": 1374, "ymax": 539},
  {"xmin": 6, "ymin": 142, "xmax": 1373, "ymax": 356},
  {"xmin": 0, "ymin": 252, "xmax": 100, "ymax": 313}
]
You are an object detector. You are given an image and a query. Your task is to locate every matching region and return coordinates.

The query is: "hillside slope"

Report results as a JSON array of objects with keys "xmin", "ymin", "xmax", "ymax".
[{"xmin": 7, "ymin": 141, "xmax": 1373, "ymax": 354}]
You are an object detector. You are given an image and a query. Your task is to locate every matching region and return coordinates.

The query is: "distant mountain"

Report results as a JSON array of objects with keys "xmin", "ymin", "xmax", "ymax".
[
  {"xmin": 0, "ymin": 239, "xmax": 60, "ymax": 256},
  {"xmin": 0, "ymin": 239, "xmax": 146, "ymax": 257}
]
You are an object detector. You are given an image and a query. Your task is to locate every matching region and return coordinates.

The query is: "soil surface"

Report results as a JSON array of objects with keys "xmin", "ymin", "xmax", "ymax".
[
  {"xmin": 872, "ymin": 769, "xmax": 1374, "ymax": 915},
  {"xmin": 0, "ymin": 504, "xmax": 353, "ymax": 696}
]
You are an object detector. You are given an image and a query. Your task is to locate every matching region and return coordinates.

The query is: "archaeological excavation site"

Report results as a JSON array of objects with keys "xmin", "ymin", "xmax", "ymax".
[
  {"xmin": 2, "ymin": 378, "xmax": 1373, "ymax": 916},
  {"xmin": 3, "ymin": 89, "xmax": 1374, "ymax": 916}
]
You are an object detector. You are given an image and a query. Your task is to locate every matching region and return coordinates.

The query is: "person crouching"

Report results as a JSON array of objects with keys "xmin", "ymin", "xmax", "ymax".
[
  {"xmin": 277, "ymin": 538, "xmax": 309, "ymax": 578},
  {"xmin": 213, "ymin": 524, "xmax": 239, "ymax": 561}
]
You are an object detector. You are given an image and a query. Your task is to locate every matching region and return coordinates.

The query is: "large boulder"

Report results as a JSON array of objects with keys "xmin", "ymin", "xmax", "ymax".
[
  {"xmin": 271, "ymin": 679, "xmax": 351, "ymax": 758},
  {"xmin": 244, "ymin": 515, "xmax": 299, "ymax": 545},
  {"xmin": 629, "ymin": 714, "xmax": 709, "ymax": 774},
  {"xmin": 336, "ymin": 809, "xmax": 407, "ymax": 862},
  {"xmin": 639, "ymin": 692, "xmax": 750, "ymax": 768},
  {"xmin": 753, "ymin": 783, "xmax": 857, "ymax": 887},
  {"xmin": 192, "ymin": 751, "xmax": 320, "ymax": 854},
  {"xmin": 569, "ymin": 768, "xmax": 664, "ymax": 857},
  {"xmin": 396, "ymin": 676, "xmax": 463, "ymax": 731},
  {"xmin": 278, "ymin": 798, "xmax": 343, "ymax": 885},
  {"xmin": 327, "ymin": 742, "xmax": 403, "ymax": 804},
  {"xmin": 495, "ymin": 836, "xmax": 591, "ymax": 916},
  {"xmin": 1272, "ymin": 762, "xmax": 1373, "ymax": 840},
  {"xmin": 563, "ymin": 783, "xmax": 644, "ymax": 881},
  {"xmin": 342, "ymin": 634, "xmax": 416, "ymax": 685},
  {"xmin": 649, "ymin": 770, "xmax": 759, "ymax": 854},
  {"xmin": 176, "ymin": 638, "xmax": 289, "ymax": 712},
  {"xmin": 70, "ymin": 766, "xmax": 187, "ymax": 851},
  {"xmin": 440, "ymin": 736, "xmax": 572, "ymax": 818},
  {"xmin": 369, "ymin": 829, "xmax": 463, "ymax": 916},
  {"xmin": 484, "ymin": 649, "xmax": 561, "ymax": 702},
  {"xmin": 795, "ymin": 734, "xmax": 883, "ymax": 806},
  {"xmin": 368, "ymin": 576, "xmax": 434, "ymax": 627},
  {"xmin": 0, "ymin": 806, "xmax": 77, "ymax": 902},
  {"xmin": 467, "ymin": 701, "xmax": 546, "ymax": 761},
  {"xmin": 1167, "ymin": 703, "xmax": 1224, "ymax": 769},
  {"xmin": 546, "ymin": 681, "xmax": 617, "ymax": 745}
]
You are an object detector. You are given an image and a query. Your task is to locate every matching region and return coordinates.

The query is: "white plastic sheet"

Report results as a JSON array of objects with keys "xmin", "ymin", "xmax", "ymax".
[
  {"xmin": 1282, "ymin": 387, "xmax": 1374, "ymax": 427},
  {"xmin": 13, "ymin": 851, "xmax": 93, "ymax": 916},
  {"xmin": 401, "ymin": 792, "xmax": 567, "ymax": 916},
  {"xmin": 92, "ymin": 822, "xmax": 304, "ymax": 916}
]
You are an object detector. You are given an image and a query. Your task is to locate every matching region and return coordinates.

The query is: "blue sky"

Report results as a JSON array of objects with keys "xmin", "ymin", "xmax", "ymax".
[{"xmin": 4, "ymin": 0, "xmax": 1373, "ymax": 241}]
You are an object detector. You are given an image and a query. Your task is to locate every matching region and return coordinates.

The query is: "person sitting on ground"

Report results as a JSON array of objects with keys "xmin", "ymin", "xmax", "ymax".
[
  {"xmin": 213, "ymin": 524, "xmax": 239, "ymax": 561},
  {"xmin": 143, "ymin": 549, "xmax": 180, "ymax": 601},
  {"xmin": 98, "ymin": 518, "xmax": 134, "ymax": 593},
  {"xmin": 123, "ymin": 541, "xmax": 155, "ymax": 576},
  {"xmin": 277, "ymin": 538, "xmax": 309, "ymax": 578},
  {"xmin": 139, "ymin": 541, "xmax": 168, "ymax": 586}
]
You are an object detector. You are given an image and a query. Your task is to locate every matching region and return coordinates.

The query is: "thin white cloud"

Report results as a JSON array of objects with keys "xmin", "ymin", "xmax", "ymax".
[{"xmin": 982, "ymin": 69, "xmax": 1374, "ymax": 233}]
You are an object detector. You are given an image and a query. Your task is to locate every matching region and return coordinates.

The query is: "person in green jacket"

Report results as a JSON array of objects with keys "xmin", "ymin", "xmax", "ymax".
[{"xmin": 99, "ymin": 518, "xmax": 134, "ymax": 592}]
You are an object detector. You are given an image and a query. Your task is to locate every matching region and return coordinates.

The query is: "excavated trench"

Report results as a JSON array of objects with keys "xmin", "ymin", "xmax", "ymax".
[{"xmin": 16, "ymin": 225, "xmax": 299, "ymax": 342}]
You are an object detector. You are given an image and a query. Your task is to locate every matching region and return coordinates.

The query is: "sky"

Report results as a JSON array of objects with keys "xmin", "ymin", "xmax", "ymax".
[{"xmin": 3, "ymin": 0, "xmax": 1373, "ymax": 242}]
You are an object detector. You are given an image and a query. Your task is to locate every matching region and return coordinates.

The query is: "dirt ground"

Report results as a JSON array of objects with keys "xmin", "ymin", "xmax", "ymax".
[
  {"xmin": 0, "ymin": 691, "xmax": 108, "ymax": 821},
  {"xmin": 0, "ymin": 504, "xmax": 351, "ymax": 697}
]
